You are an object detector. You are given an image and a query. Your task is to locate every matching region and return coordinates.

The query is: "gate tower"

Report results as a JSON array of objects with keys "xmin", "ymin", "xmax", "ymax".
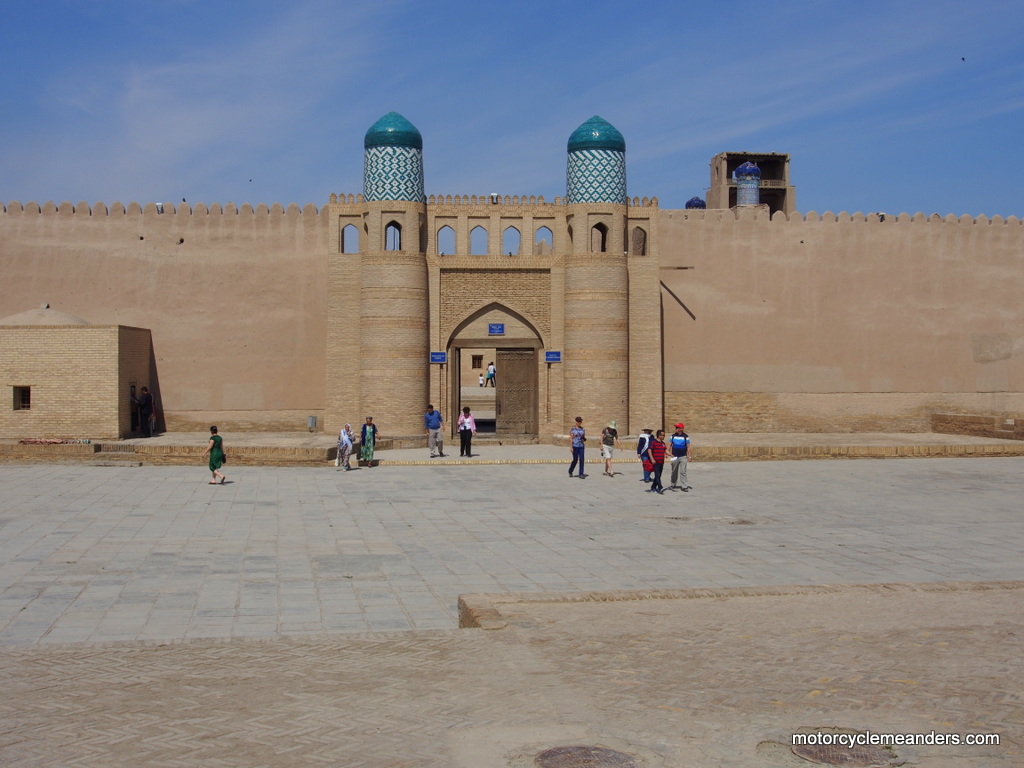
[
  {"xmin": 326, "ymin": 112, "xmax": 429, "ymax": 437},
  {"xmin": 563, "ymin": 116, "xmax": 631, "ymax": 432}
]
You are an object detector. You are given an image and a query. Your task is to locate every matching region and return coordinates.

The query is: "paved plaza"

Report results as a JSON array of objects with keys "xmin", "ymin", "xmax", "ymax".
[{"xmin": 1, "ymin": 454, "xmax": 1022, "ymax": 766}]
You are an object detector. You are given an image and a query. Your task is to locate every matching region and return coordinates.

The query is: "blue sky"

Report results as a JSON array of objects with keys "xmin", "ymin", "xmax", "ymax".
[{"xmin": 1, "ymin": 0, "xmax": 1021, "ymax": 216}]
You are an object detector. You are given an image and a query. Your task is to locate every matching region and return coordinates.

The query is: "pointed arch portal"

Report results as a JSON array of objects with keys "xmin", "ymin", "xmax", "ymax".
[{"xmin": 446, "ymin": 303, "xmax": 542, "ymax": 437}]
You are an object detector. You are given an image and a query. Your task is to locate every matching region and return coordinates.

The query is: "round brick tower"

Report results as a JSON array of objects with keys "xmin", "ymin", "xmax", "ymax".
[
  {"xmin": 359, "ymin": 112, "xmax": 428, "ymax": 436},
  {"xmin": 563, "ymin": 116, "xmax": 631, "ymax": 433}
]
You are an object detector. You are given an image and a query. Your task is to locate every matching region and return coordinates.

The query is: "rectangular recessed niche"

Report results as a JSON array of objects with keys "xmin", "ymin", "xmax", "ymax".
[{"xmin": 13, "ymin": 386, "xmax": 31, "ymax": 410}]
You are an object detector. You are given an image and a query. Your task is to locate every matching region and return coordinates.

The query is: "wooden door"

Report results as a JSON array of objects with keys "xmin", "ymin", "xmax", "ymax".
[{"xmin": 495, "ymin": 349, "xmax": 536, "ymax": 435}]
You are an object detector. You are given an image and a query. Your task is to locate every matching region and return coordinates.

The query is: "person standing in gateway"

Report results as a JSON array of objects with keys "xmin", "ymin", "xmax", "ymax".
[
  {"xmin": 425, "ymin": 404, "xmax": 445, "ymax": 458},
  {"xmin": 457, "ymin": 406, "xmax": 477, "ymax": 457}
]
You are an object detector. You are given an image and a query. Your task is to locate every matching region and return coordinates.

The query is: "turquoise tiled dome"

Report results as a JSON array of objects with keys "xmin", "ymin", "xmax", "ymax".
[
  {"xmin": 364, "ymin": 112, "xmax": 423, "ymax": 150},
  {"xmin": 567, "ymin": 116, "xmax": 626, "ymax": 153},
  {"xmin": 566, "ymin": 116, "xmax": 626, "ymax": 204},
  {"xmin": 363, "ymin": 112, "xmax": 425, "ymax": 202}
]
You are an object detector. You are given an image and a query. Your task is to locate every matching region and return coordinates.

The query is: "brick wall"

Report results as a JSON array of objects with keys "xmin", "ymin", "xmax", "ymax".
[
  {"xmin": 932, "ymin": 412, "xmax": 1024, "ymax": 440},
  {"xmin": 1, "ymin": 326, "xmax": 121, "ymax": 438}
]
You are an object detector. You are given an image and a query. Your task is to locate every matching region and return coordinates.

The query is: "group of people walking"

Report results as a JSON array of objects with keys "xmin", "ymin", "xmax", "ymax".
[
  {"xmin": 204, "ymin": 415, "xmax": 689, "ymax": 487},
  {"xmin": 636, "ymin": 423, "xmax": 692, "ymax": 494},
  {"xmin": 335, "ymin": 405, "xmax": 479, "ymax": 469},
  {"xmin": 567, "ymin": 418, "xmax": 692, "ymax": 493}
]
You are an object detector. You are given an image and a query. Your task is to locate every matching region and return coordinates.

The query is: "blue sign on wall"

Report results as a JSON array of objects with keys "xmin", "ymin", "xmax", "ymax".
[
  {"xmin": 488, "ymin": 323, "xmax": 505, "ymax": 336},
  {"xmin": 545, "ymin": 351, "xmax": 562, "ymax": 363},
  {"xmin": 429, "ymin": 352, "xmax": 447, "ymax": 364}
]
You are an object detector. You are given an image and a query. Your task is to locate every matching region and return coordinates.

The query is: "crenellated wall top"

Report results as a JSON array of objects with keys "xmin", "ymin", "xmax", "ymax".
[
  {"xmin": 1, "ymin": 200, "xmax": 324, "ymax": 217},
  {"xmin": 328, "ymin": 193, "xmax": 660, "ymax": 208},
  {"xmin": 671, "ymin": 208, "xmax": 1023, "ymax": 226},
  {"xmin": 4, "ymin": 198, "xmax": 1018, "ymax": 227}
]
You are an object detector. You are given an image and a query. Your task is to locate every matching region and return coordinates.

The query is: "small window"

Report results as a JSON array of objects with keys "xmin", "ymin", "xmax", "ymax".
[
  {"xmin": 341, "ymin": 223, "xmax": 359, "ymax": 254},
  {"xmin": 385, "ymin": 221, "xmax": 402, "ymax": 251},
  {"xmin": 14, "ymin": 386, "xmax": 31, "ymax": 410},
  {"xmin": 502, "ymin": 226, "xmax": 521, "ymax": 256},
  {"xmin": 437, "ymin": 225, "xmax": 456, "ymax": 255},
  {"xmin": 471, "ymin": 355, "xmax": 483, "ymax": 369},
  {"xmin": 534, "ymin": 226, "xmax": 553, "ymax": 254},
  {"xmin": 470, "ymin": 225, "xmax": 488, "ymax": 255}
]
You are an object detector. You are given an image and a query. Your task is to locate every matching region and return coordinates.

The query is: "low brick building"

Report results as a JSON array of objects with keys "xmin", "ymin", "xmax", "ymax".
[{"xmin": 1, "ymin": 305, "xmax": 153, "ymax": 439}]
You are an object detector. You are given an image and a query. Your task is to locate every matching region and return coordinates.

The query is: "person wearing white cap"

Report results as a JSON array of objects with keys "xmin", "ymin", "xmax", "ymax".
[
  {"xmin": 668, "ymin": 422, "xmax": 692, "ymax": 491},
  {"xmin": 600, "ymin": 420, "xmax": 621, "ymax": 477}
]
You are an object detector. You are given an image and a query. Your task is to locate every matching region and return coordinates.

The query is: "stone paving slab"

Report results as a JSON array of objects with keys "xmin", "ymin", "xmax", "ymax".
[
  {"xmin": 1, "ymin": 583, "xmax": 1019, "ymax": 767},
  {"xmin": 1, "ymin": 456, "xmax": 1023, "ymax": 766},
  {"xmin": 1, "ymin": 457, "xmax": 1023, "ymax": 646}
]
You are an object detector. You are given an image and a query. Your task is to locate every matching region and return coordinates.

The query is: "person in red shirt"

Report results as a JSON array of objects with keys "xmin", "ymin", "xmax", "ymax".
[{"xmin": 648, "ymin": 429, "xmax": 667, "ymax": 494}]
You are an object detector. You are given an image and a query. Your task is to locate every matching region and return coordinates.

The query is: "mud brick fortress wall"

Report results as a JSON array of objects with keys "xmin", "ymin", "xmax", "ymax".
[
  {"xmin": 2, "ymin": 114, "xmax": 1023, "ymax": 438},
  {"xmin": 660, "ymin": 209, "xmax": 1024, "ymax": 432},
  {"xmin": 1, "ymin": 201, "xmax": 329, "ymax": 433}
]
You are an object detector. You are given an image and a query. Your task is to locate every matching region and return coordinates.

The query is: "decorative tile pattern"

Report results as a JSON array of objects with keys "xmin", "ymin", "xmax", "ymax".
[
  {"xmin": 566, "ymin": 149, "xmax": 626, "ymax": 204},
  {"xmin": 363, "ymin": 146, "xmax": 425, "ymax": 202}
]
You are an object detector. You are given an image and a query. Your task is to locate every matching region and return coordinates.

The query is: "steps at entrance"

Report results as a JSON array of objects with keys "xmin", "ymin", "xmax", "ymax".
[
  {"xmin": 470, "ymin": 434, "xmax": 539, "ymax": 445},
  {"xmin": 458, "ymin": 388, "xmax": 496, "ymax": 420}
]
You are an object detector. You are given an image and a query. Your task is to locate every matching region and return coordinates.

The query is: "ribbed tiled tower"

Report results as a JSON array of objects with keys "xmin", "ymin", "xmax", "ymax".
[
  {"xmin": 563, "ymin": 116, "xmax": 631, "ymax": 433},
  {"xmin": 358, "ymin": 112, "xmax": 428, "ymax": 435}
]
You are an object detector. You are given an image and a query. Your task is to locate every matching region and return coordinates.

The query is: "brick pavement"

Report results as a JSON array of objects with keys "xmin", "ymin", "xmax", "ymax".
[
  {"xmin": 1, "ymin": 584, "xmax": 1019, "ymax": 767},
  {"xmin": 1, "ymin": 456, "xmax": 1022, "ymax": 766}
]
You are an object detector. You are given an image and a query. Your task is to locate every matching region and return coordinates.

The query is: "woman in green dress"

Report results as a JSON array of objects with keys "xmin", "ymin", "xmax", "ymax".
[
  {"xmin": 360, "ymin": 416, "xmax": 378, "ymax": 465},
  {"xmin": 202, "ymin": 425, "xmax": 227, "ymax": 484}
]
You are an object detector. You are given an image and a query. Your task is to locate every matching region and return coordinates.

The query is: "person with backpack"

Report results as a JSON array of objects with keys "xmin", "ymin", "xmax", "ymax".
[
  {"xmin": 636, "ymin": 427, "xmax": 654, "ymax": 483},
  {"xmin": 668, "ymin": 422, "xmax": 692, "ymax": 491}
]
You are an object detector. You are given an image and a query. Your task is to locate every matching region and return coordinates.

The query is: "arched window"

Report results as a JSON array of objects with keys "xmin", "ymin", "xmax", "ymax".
[
  {"xmin": 385, "ymin": 221, "xmax": 402, "ymax": 251},
  {"xmin": 590, "ymin": 222, "xmax": 608, "ymax": 253},
  {"xmin": 534, "ymin": 226, "xmax": 553, "ymax": 255},
  {"xmin": 470, "ymin": 225, "xmax": 488, "ymax": 255},
  {"xmin": 631, "ymin": 226, "xmax": 647, "ymax": 256},
  {"xmin": 502, "ymin": 226, "xmax": 521, "ymax": 256},
  {"xmin": 437, "ymin": 225, "xmax": 455, "ymax": 255},
  {"xmin": 567, "ymin": 224, "xmax": 573, "ymax": 247},
  {"xmin": 341, "ymin": 224, "xmax": 359, "ymax": 254}
]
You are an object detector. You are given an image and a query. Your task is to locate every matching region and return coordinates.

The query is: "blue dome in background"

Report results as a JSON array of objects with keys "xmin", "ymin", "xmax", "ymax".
[
  {"xmin": 567, "ymin": 116, "xmax": 626, "ymax": 153},
  {"xmin": 685, "ymin": 197, "xmax": 707, "ymax": 209},
  {"xmin": 364, "ymin": 112, "xmax": 423, "ymax": 150},
  {"xmin": 734, "ymin": 161, "xmax": 761, "ymax": 178}
]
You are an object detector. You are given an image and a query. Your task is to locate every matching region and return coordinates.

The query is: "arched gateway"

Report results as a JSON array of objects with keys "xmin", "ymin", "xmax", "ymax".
[{"xmin": 447, "ymin": 303, "xmax": 544, "ymax": 437}]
